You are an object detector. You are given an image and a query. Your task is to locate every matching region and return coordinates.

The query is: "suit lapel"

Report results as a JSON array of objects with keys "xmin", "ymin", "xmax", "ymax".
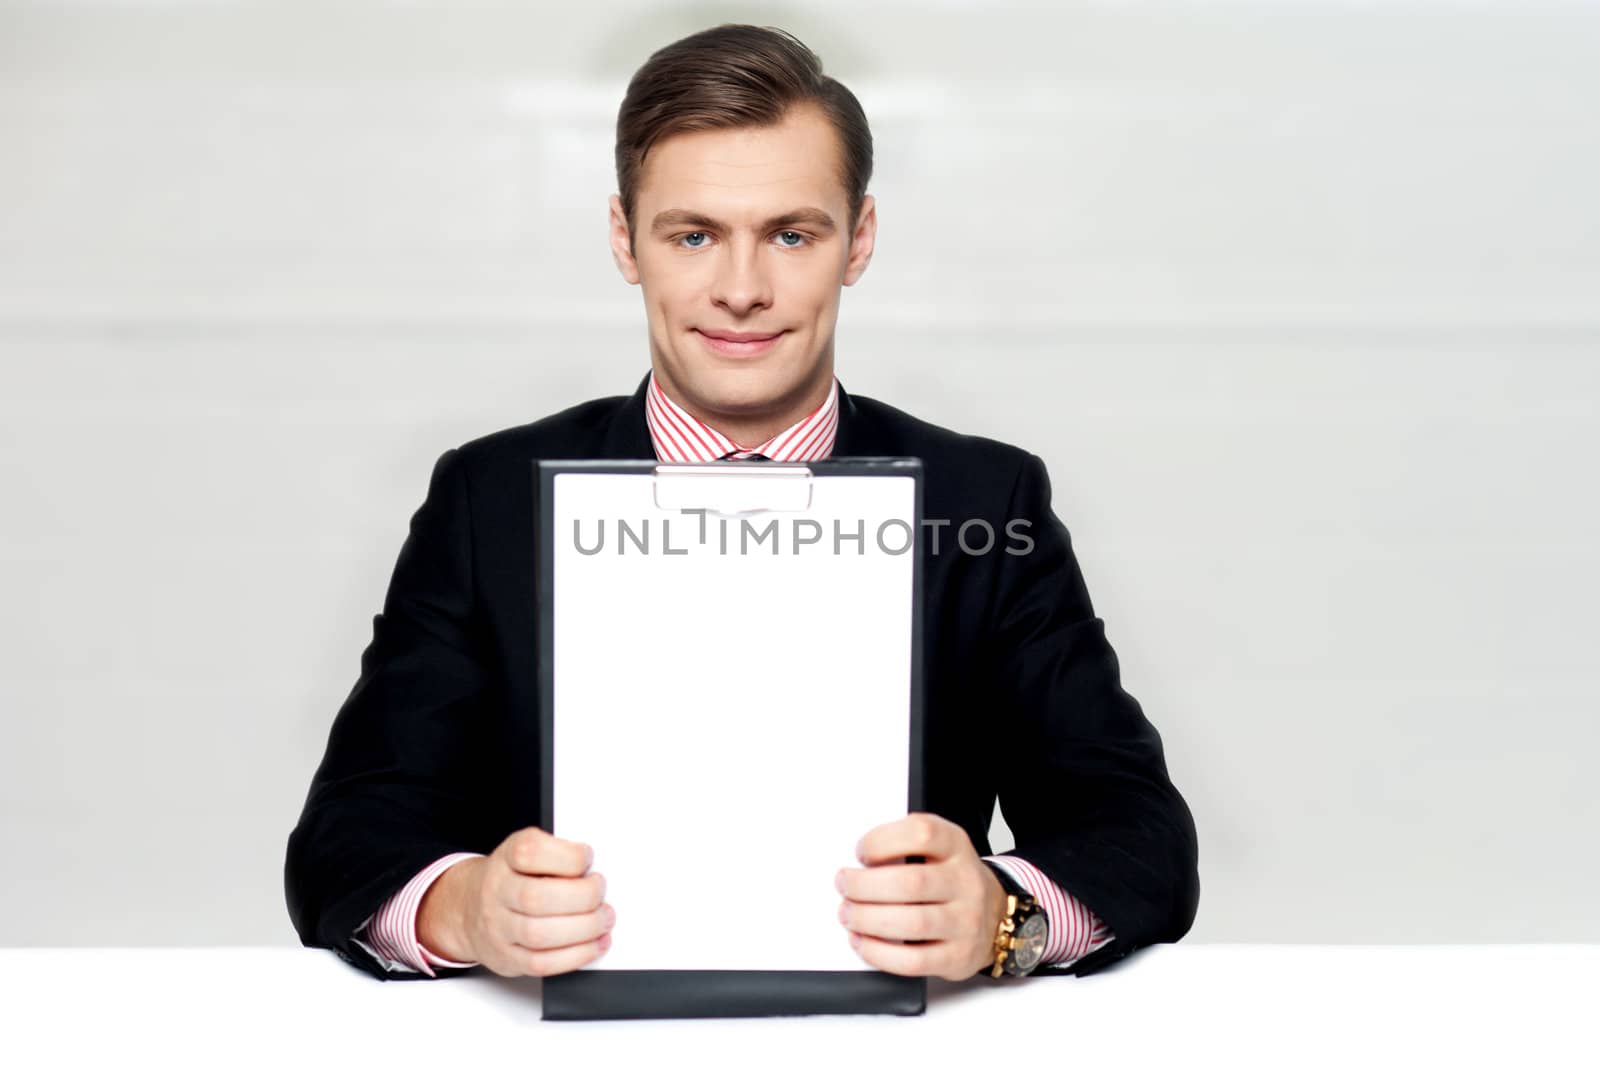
[
  {"xmin": 830, "ymin": 378, "xmax": 887, "ymax": 458},
  {"xmin": 596, "ymin": 371, "xmax": 657, "ymax": 460}
]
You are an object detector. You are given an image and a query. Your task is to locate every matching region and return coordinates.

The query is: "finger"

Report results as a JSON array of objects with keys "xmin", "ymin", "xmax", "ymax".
[
  {"xmin": 507, "ymin": 904, "xmax": 617, "ymax": 951},
  {"xmin": 839, "ymin": 901, "xmax": 953, "ymax": 943},
  {"xmin": 502, "ymin": 827, "xmax": 594, "ymax": 877},
  {"xmin": 848, "ymin": 931, "xmax": 958, "ymax": 979},
  {"xmin": 506, "ymin": 932, "xmax": 613, "ymax": 978},
  {"xmin": 837, "ymin": 862, "xmax": 953, "ymax": 904},
  {"xmin": 500, "ymin": 872, "xmax": 607, "ymax": 917},
  {"xmin": 855, "ymin": 813, "xmax": 960, "ymax": 866}
]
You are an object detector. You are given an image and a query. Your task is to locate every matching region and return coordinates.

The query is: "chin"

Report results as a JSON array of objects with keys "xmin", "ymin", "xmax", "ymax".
[
  {"xmin": 693, "ymin": 377, "xmax": 787, "ymax": 413},
  {"xmin": 680, "ymin": 360, "xmax": 802, "ymax": 403}
]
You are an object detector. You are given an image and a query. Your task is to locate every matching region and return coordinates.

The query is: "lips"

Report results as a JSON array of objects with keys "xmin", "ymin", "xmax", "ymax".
[
  {"xmin": 699, "ymin": 328, "xmax": 783, "ymax": 342},
  {"xmin": 695, "ymin": 329, "xmax": 786, "ymax": 358}
]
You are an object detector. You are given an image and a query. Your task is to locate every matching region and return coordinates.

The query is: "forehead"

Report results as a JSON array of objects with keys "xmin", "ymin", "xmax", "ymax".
[{"xmin": 637, "ymin": 104, "xmax": 846, "ymax": 214}]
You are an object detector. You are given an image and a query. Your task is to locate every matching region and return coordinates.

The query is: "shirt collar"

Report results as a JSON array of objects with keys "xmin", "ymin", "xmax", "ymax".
[{"xmin": 644, "ymin": 369, "xmax": 840, "ymax": 463}]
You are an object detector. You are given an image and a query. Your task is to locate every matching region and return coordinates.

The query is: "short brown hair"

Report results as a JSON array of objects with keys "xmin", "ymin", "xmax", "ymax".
[{"xmin": 615, "ymin": 24, "xmax": 873, "ymax": 249}]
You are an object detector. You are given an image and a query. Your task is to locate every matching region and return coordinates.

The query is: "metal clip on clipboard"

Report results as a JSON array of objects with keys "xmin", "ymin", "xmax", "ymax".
[{"xmin": 650, "ymin": 462, "xmax": 815, "ymax": 517}]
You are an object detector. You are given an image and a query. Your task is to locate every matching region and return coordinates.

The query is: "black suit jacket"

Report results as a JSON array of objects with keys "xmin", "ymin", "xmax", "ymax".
[{"xmin": 285, "ymin": 371, "xmax": 1199, "ymax": 980}]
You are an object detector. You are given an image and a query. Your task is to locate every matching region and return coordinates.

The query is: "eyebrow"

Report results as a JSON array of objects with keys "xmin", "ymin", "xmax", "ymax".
[{"xmin": 650, "ymin": 207, "xmax": 838, "ymax": 236}]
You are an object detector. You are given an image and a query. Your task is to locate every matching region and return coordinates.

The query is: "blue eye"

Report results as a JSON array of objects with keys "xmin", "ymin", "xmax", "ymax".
[
  {"xmin": 681, "ymin": 232, "xmax": 709, "ymax": 248},
  {"xmin": 777, "ymin": 230, "xmax": 806, "ymax": 247}
]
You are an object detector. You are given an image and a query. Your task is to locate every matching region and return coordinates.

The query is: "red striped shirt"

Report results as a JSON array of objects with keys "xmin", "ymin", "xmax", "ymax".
[
  {"xmin": 355, "ymin": 372, "xmax": 1113, "ymax": 974},
  {"xmin": 644, "ymin": 370, "xmax": 839, "ymax": 462}
]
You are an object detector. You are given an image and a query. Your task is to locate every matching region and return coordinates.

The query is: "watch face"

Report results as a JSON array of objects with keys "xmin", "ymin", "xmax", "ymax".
[{"xmin": 1010, "ymin": 913, "xmax": 1048, "ymax": 971}]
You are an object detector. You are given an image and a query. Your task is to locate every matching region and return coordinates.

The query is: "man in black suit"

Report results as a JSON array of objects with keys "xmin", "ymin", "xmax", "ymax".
[{"xmin": 286, "ymin": 23, "xmax": 1198, "ymax": 984}]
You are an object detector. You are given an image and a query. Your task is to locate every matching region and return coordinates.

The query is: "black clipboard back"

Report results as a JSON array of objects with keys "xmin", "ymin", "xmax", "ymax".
[{"xmin": 543, "ymin": 969, "xmax": 924, "ymax": 1021}]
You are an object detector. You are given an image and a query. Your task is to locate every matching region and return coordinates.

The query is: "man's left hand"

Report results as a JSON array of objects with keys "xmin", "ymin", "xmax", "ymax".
[{"xmin": 835, "ymin": 812, "xmax": 1009, "ymax": 981}]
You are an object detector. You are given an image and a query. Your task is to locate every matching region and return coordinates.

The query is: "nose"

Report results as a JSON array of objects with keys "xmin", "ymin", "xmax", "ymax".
[{"xmin": 710, "ymin": 237, "xmax": 773, "ymax": 317}]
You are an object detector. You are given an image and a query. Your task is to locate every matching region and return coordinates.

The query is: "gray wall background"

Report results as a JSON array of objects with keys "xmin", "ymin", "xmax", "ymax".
[{"xmin": 2, "ymin": 0, "xmax": 1596, "ymax": 947}]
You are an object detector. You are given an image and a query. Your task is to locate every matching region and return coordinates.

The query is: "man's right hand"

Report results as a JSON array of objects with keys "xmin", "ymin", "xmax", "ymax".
[{"xmin": 416, "ymin": 827, "xmax": 613, "ymax": 977}]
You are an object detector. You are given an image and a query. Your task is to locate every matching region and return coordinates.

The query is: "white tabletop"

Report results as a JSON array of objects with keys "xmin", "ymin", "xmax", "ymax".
[{"xmin": 3, "ymin": 945, "xmax": 1595, "ymax": 1063}]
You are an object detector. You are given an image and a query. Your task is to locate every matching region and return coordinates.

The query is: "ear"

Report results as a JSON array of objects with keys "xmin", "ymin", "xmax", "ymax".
[
  {"xmin": 608, "ymin": 194, "xmax": 641, "ymax": 285},
  {"xmin": 842, "ymin": 193, "xmax": 877, "ymax": 287}
]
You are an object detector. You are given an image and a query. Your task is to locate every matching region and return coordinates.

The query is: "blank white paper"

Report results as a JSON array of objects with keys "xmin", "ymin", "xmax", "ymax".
[{"xmin": 550, "ymin": 468, "xmax": 916, "ymax": 971}]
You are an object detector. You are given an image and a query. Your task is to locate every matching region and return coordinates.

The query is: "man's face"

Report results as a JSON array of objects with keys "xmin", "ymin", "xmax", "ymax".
[{"xmin": 609, "ymin": 103, "xmax": 876, "ymax": 426}]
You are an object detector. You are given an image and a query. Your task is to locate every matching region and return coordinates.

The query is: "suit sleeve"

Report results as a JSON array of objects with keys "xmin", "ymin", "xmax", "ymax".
[
  {"xmin": 983, "ymin": 451, "xmax": 1200, "ymax": 977},
  {"xmin": 284, "ymin": 448, "xmax": 508, "ymax": 981}
]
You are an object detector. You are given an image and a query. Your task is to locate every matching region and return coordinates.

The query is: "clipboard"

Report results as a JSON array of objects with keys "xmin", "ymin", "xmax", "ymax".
[{"xmin": 535, "ymin": 457, "xmax": 926, "ymax": 1020}]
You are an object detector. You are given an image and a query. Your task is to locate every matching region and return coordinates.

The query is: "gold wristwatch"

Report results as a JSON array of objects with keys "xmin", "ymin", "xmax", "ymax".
[{"xmin": 987, "ymin": 867, "xmax": 1049, "ymax": 978}]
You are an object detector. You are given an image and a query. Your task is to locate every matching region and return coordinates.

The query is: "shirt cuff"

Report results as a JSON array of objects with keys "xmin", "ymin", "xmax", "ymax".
[
  {"xmin": 352, "ymin": 852, "xmax": 484, "ymax": 977},
  {"xmin": 983, "ymin": 854, "xmax": 1116, "ymax": 968}
]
